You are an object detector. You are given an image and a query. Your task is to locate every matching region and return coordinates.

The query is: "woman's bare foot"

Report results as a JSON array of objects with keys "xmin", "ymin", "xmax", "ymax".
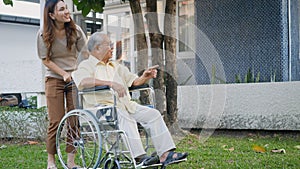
[
  {"xmin": 47, "ymin": 154, "xmax": 57, "ymax": 169},
  {"xmin": 67, "ymin": 153, "xmax": 80, "ymax": 168},
  {"xmin": 47, "ymin": 164, "xmax": 57, "ymax": 169}
]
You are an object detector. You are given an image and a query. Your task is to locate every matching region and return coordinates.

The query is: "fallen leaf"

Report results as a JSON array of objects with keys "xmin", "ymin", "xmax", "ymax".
[
  {"xmin": 222, "ymin": 144, "xmax": 234, "ymax": 152},
  {"xmin": 227, "ymin": 159, "xmax": 234, "ymax": 163},
  {"xmin": 0, "ymin": 145, "xmax": 7, "ymax": 149},
  {"xmin": 222, "ymin": 145, "xmax": 228, "ymax": 149},
  {"xmin": 248, "ymin": 133, "xmax": 255, "ymax": 137},
  {"xmin": 294, "ymin": 145, "xmax": 300, "ymax": 150},
  {"xmin": 271, "ymin": 149, "xmax": 286, "ymax": 154},
  {"xmin": 228, "ymin": 147, "xmax": 235, "ymax": 152},
  {"xmin": 252, "ymin": 145, "xmax": 266, "ymax": 153},
  {"xmin": 27, "ymin": 141, "xmax": 39, "ymax": 145}
]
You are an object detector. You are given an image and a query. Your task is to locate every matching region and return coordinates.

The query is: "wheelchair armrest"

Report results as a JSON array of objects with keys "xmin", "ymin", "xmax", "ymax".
[
  {"xmin": 80, "ymin": 85, "xmax": 110, "ymax": 93},
  {"xmin": 129, "ymin": 84, "xmax": 150, "ymax": 91},
  {"xmin": 77, "ymin": 85, "xmax": 112, "ymax": 109},
  {"xmin": 80, "ymin": 84, "xmax": 150, "ymax": 93}
]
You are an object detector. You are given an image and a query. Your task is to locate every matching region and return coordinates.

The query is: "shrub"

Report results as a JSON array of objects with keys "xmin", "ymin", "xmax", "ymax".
[{"xmin": 0, "ymin": 106, "xmax": 48, "ymax": 141}]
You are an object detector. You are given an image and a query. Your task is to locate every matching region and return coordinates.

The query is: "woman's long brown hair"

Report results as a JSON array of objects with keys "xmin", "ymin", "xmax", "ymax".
[{"xmin": 43, "ymin": 0, "xmax": 77, "ymax": 60}]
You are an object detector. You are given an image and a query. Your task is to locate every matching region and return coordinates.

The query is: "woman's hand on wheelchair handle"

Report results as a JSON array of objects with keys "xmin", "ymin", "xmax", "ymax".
[{"xmin": 63, "ymin": 72, "xmax": 72, "ymax": 82}]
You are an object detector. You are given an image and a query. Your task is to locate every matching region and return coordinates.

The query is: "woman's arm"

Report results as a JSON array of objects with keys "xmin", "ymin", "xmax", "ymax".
[{"xmin": 42, "ymin": 58, "xmax": 71, "ymax": 82}]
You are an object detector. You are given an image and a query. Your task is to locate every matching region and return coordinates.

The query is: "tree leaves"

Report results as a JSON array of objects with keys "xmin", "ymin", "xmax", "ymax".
[
  {"xmin": 3, "ymin": 0, "xmax": 13, "ymax": 6},
  {"xmin": 73, "ymin": 0, "xmax": 105, "ymax": 17},
  {"xmin": 2, "ymin": 0, "xmax": 109, "ymax": 17}
]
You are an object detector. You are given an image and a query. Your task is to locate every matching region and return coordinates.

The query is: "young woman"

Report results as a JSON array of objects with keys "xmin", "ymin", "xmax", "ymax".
[{"xmin": 37, "ymin": 0, "xmax": 87, "ymax": 168}]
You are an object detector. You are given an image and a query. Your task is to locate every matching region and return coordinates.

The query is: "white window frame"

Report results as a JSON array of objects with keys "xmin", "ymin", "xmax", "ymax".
[{"xmin": 176, "ymin": 0, "xmax": 195, "ymax": 59}]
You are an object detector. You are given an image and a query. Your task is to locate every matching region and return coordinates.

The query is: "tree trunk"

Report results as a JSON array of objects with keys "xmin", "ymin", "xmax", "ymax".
[
  {"xmin": 129, "ymin": 0, "xmax": 151, "ymax": 106},
  {"xmin": 145, "ymin": 0, "xmax": 166, "ymax": 115},
  {"xmin": 164, "ymin": 0, "xmax": 178, "ymax": 128},
  {"xmin": 129, "ymin": 0, "xmax": 148, "ymax": 73}
]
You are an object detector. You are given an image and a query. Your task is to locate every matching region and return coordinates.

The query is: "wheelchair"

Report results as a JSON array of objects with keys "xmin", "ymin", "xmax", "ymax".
[{"xmin": 55, "ymin": 83, "xmax": 186, "ymax": 169}]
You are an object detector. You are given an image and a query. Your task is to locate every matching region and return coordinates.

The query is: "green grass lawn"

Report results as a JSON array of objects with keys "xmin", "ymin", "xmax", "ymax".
[{"xmin": 0, "ymin": 131, "xmax": 299, "ymax": 169}]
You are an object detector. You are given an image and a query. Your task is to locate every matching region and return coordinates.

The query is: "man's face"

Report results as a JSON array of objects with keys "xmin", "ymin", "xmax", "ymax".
[
  {"xmin": 95, "ymin": 36, "xmax": 114, "ymax": 62},
  {"xmin": 92, "ymin": 36, "xmax": 113, "ymax": 62},
  {"xmin": 101, "ymin": 37, "xmax": 114, "ymax": 60}
]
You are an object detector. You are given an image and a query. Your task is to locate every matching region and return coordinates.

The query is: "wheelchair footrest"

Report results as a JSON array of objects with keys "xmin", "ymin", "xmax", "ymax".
[{"xmin": 139, "ymin": 158, "xmax": 187, "ymax": 168}]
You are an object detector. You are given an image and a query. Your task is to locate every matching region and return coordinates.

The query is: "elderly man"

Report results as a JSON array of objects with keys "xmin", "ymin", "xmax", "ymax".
[{"xmin": 72, "ymin": 32, "xmax": 187, "ymax": 166}]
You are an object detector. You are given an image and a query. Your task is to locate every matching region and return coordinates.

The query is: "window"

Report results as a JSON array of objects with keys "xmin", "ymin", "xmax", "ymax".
[
  {"xmin": 177, "ymin": 0, "xmax": 195, "ymax": 58},
  {"xmin": 105, "ymin": 11, "xmax": 132, "ymax": 69},
  {"xmin": 0, "ymin": 14, "xmax": 39, "ymax": 25},
  {"xmin": 17, "ymin": 0, "xmax": 39, "ymax": 4},
  {"xmin": 73, "ymin": 12, "xmax": 103, "ymax": 37}
]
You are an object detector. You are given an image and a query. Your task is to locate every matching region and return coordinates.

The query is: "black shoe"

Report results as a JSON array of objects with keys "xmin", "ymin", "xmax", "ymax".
[
  {"xmin": 136, "ymin": 155, "xmax": 160, "ymax": 166},
  {"xmin": 143, "ymin": 155, "xmax": 160, "ymax": 166}
]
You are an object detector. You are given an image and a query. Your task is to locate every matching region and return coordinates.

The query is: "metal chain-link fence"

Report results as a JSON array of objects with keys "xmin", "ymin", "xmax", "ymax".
[{"xmin": 179, "ymin": 0, "xmax": 300, "ymax": 85}]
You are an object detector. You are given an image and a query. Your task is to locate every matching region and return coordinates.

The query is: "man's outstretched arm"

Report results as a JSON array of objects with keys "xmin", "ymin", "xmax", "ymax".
[{"xmin": 132, "ymin": 65, "xmax": 158, "ymax": 86}]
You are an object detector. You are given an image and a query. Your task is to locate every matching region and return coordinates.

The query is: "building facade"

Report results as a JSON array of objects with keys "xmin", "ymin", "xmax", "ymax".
[
  {"xmin": 0, "ymin": 0, "xmax": 43, "ymax": 106},
  {"xmin": 1, "ymin": 0, "xmax": 300, "ymax": 107}
]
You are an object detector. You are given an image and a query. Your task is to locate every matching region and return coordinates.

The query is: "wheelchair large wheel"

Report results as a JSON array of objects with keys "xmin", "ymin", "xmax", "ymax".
[
  {"xmin": 104, "ymin": 158, "xmax": 121, "ymax": 169},
  {"xmin": 56, "ymin": 109, "xmax": 102, "ymax": 169}
]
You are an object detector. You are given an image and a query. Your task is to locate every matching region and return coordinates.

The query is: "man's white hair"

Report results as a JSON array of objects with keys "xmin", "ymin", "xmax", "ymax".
[{"xmin": 87, "ymin": 32, "xmax": 108, "ymax": 52}]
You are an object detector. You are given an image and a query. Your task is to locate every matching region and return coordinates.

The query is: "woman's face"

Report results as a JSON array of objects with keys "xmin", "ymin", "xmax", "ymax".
[{"xmin": 50, "ymin": 1, "xmax": 70, "ymax": 23}]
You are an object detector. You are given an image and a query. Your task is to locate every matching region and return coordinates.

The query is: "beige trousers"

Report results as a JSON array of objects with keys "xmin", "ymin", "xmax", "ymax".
[{"xmin": 117, "ymin": 104, "xmax": 176, "ymax": 158}]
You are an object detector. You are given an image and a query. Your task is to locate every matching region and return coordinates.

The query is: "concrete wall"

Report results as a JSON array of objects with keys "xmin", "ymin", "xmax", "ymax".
[
  {"xmin": 0, "ymin": 22, "xmax": 44, "ymax": 93},
  {"xmin": 178, "ymin": 81, "xmax": 300, "ymax": 130}
]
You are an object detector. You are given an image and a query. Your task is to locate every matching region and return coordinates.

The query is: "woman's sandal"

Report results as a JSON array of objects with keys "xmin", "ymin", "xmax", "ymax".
[{"xmin": 161, "ymin": 151, "xmax": 188, "ymax": 166}]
